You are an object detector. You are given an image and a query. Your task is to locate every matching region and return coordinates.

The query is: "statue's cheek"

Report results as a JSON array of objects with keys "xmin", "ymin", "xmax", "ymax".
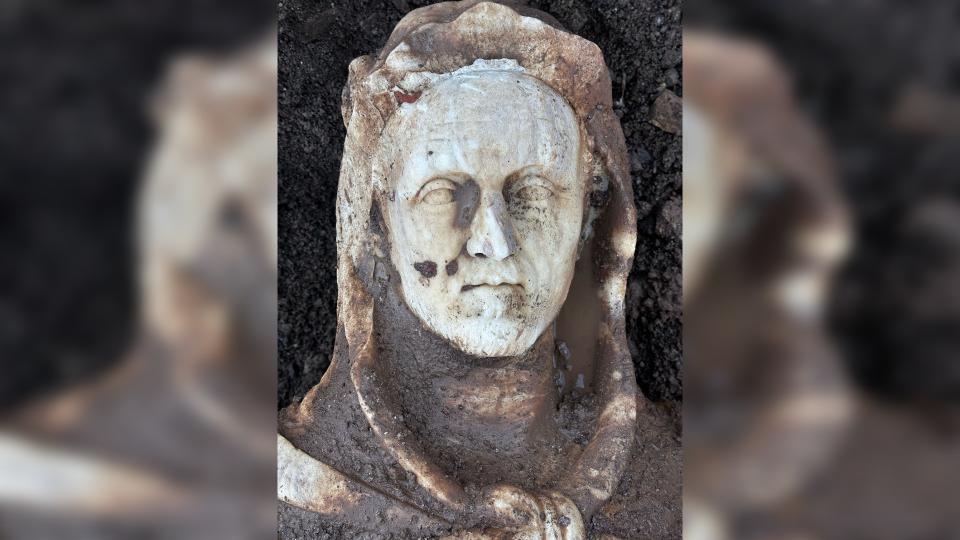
[
  {"xmin": 511, "ymin": 200, "xmax": 580, "ymax": 252},
  {"xmin": 401, "ymin": 206, "xmax": 465, "ymax": 255}
]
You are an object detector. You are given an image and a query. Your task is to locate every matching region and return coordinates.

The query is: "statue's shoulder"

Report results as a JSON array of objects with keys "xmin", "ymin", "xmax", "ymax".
[{"xmin": 278, "ymin": 360, "xmax": 409, "ymax": 492}]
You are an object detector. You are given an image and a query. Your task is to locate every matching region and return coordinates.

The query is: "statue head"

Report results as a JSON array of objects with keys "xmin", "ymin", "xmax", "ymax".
[
  {"xmin": 335, "ymin": 0, "xmax": 638, "ymax": 369},
  {"xmin": 377, "ymin": 63, "xmax": 586, "ymax": 356}
]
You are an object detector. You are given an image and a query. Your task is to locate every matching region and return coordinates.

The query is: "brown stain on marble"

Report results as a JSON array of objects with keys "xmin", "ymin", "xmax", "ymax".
[
  {"xmin": 413, "ymin": 260, "xmax": 437, "ymax": 278},
  {"xmin": 394, "ymin": 90, "xmax": 421, "ymax": 104}
]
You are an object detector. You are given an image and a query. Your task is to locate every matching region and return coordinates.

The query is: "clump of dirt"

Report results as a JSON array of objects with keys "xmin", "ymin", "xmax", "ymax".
[{"xmin": 278, "ymin": 0, "xmax": 682, "ymax": 409}]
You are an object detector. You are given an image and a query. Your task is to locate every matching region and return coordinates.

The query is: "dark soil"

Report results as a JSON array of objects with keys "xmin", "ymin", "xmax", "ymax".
[{"xmin": 278, "ymin": 0, "xmax": 682, "ymax": 410}]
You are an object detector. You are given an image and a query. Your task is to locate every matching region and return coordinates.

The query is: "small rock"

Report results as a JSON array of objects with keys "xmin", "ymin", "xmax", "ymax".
[
  {"xmin": 661, "ymin": 145, "xmax": 678, "ymax": 171},
  {"xmin": 630, "ymin": 148, "xmax": 652, "ymax": 172},
  {"xmin": 664, "ymin": 68, "xmax": 679, "ymax": 87},
  {"xmin": 636, "ymin": 200, "xmax": 654, "ymax": 218},
  {"xmin": 656, "ymin": 197, "xmax": 681, "ymax": 238},
  {"xmin": 566, "ymin": 10, "xmax": 589, "ymax": 32},
  {"xmin": 650, "ymin": 90, "xmax": 682, "ymax": 134},
  {"xmin": 662, "ymin": 48, "xmax": 681, "ymax": 68}
]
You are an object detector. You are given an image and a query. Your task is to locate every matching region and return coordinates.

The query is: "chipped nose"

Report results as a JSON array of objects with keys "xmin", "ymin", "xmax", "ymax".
[{"xmin": 466, "ymin": 192, "xmax": 517, "ymax": 261}]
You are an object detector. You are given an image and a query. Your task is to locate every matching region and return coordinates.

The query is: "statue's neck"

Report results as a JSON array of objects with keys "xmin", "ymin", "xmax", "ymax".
[{"xmin": 372, "ymin": 280, "xmax": 568, "ymax": 486}]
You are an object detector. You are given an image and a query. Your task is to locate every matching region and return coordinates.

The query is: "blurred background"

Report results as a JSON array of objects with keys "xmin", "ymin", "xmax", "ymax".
[
  {"xmin": 685, "ymin": 0, "xmax": 960, "ymax": 539},
  {"xmin": 0, "ymin": 0, "xmax": 272, "ymax": 409},
  {"xmin": 0, "ymin": 1, "xmax": 276, "ymax": 537}
]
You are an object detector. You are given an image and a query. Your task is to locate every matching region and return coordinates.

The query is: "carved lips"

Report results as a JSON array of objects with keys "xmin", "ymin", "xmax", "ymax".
[
  {"xmin": 461, "ymin": 282, "xmax": 522, "ymax": 292},
  {"xmin": 458, "ymin": 265, "xmax": 522, "ymax": 292}
]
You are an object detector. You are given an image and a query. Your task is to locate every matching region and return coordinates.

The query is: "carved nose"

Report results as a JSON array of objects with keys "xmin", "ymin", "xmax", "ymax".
[{"xmin": 466, "ymin": 192, "xmax": 517, "ymax": 261}]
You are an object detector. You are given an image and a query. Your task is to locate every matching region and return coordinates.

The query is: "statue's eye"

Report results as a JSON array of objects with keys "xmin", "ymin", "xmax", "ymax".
[
  {"xmin": 510, "ymin": 176, "xmax": 555, "ymax": 202},
  {"xmin": 418, "ymin": 178, "xmax": 457, "ymax": 205}
]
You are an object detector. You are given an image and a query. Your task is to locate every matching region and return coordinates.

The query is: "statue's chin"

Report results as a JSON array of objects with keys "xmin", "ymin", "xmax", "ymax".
[
  {"xmin": 400, "ymin": 282, "xmax": 558, "ymax": 357},
  {"xmin": 428, "ymin": 316, "xmax": 546, "ymax": 358}
]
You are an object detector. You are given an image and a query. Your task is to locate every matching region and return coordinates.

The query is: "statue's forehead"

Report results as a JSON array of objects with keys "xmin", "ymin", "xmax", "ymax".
[
  {"xmin": 388, "ymin": 71, "xmax": 580, "ymax": 184},
  {"xmin": 400, "ymin": 71, "xmax": 573, "ymax": 126}
]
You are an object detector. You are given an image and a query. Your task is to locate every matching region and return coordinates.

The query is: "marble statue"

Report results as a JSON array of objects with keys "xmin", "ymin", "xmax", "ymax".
[{"xmin": 278, "ymin": 2, "xmax": 663, "ymax": 538}]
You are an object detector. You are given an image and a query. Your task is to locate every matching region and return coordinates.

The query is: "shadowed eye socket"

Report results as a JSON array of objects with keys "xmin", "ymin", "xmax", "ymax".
[
  {"xmin": 418, "ymin": 178, "xmax": 458, "ymax": 205},
  {"xmin": 509, "ymin": 175, "xmax": 555, "ymax": 202}
]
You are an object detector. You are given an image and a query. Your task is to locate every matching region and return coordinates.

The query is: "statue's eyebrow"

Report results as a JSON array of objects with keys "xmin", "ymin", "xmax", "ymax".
[
  {"xmin": 504, "ymin": 165, "xmax": 556, "ymax": 188},
  {"xmin": 506, "ymin": 163, "xmax": 543, "ymax": 183},
  {"xmin": 505, "ymin": 164, "xmax": 542, "ymax": 178}
]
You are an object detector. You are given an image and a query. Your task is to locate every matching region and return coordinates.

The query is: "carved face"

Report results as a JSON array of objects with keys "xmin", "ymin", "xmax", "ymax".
[{"xmin": 380, "ymin": 70, "xmax": 585, "ymax": 357}]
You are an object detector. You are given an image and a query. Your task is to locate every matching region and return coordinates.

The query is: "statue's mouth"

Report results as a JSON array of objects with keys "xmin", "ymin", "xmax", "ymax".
[
  {"xmin": 461, "ymin": 282, "xmax": 522, "ymax": 293},
  {"xmin": 459, "ymin": 265, "xmax": 522, "ymax": 293}
]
